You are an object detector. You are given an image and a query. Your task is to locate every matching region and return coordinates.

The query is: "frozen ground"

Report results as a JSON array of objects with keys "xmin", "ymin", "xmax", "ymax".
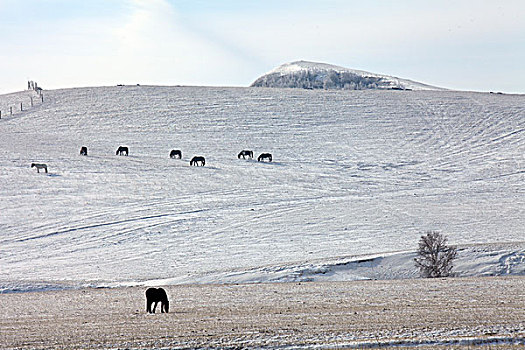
[
  {"xmin": 0, "ymin": 86, "xmax": 523, "ymax": 292},
  {"xmin": 1, "ymin": 277, "xmax": 524, "ymax": 349}
]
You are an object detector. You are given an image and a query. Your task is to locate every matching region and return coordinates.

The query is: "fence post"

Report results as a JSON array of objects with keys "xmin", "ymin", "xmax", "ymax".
[
  {"xmin": 31, "ymin": 97, "xmax": 34, "ymax": 107},
  {"xmin": 20, "ymin": 102, "xmax": 23, "ymax": 111},
  {"xmin": 0, "ymin": 110, "xmax": 2, "ymax": 119},
  {"xmin": 10, "ymin": 107, "xmax": 13, "ymax": 115},
  {"xmin": 41, "ymin": 94, "xmax": 44, "ymax": 103}
]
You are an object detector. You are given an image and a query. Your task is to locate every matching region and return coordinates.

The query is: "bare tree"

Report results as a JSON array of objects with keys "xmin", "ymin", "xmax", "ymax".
[{"xmin": 414, "ymin": 231, "xmax": 457, "ymax": 278}]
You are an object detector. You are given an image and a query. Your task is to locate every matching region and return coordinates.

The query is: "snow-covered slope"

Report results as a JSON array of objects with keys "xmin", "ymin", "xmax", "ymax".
[
  {"xmin": 251, "ymin": 60, "xmax": 445, "ymax": 91},
  {"xmin": 0, "ymin": 86, "xmax": 523, "ymax": 292}
]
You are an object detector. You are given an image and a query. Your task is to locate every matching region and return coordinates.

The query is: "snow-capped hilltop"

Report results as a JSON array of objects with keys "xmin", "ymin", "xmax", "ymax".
[{"xmin": 251, "ymin": 60, "xmax": 444, "ymax": 91}]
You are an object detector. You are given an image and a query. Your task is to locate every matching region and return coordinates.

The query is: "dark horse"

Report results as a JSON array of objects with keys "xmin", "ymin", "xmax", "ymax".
[
  {"xmin": 257, "ymin": 153, "xmax": 272, "ymax": 162},
  {"xmin": 31, "ymin": 163, "xmax": 48, "ymax": 173},
  {"xmin": 116, "ymin": 146, "xmax": 129, "ymax": 156},
  {"xmin": 80, "ymin": 146, "xmax": 88, "ymax": 156},
  {"xmin": 145, "ymin": 287, "xmax": 169, "ymax": 314},
  {"xmin": 190, "ymin": 156, "xmax": 205, "ymax": 166},
  {"xmin": 170, "ymin": 149, "xmax": 182, "ymax": 159},
  {"xmin": 238, "ymin": 150, "xmax": 253, "ymax": 159}
]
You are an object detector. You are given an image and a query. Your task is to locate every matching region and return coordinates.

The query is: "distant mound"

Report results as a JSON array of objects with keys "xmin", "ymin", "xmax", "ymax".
[{"xmin": 251, "ymin": 60, "xmax": 444, "ymax": 91}]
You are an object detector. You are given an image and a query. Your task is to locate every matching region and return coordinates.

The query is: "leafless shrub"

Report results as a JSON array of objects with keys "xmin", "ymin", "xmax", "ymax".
[{"xmin": 414, "ymin": 231, "xmax": 457, "ymax": 278}]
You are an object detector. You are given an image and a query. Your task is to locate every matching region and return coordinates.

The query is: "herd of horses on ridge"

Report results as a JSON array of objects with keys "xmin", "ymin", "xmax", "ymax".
[
  {"xmin": 31, "ymin": 146, "xmax": 273, "ymax": 173},
  {"xmin": 113, "ymin": 146, "xmax": 272, "ymax": 164}
]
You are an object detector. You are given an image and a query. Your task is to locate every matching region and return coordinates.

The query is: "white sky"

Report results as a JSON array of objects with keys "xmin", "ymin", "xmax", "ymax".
[{"xmin": 0, "ymin": 0, "xmax": 524, "ymax": 93}]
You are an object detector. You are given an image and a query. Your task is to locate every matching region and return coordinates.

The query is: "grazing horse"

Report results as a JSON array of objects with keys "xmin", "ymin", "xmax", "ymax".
[
  {"xmin": 116, "ymin": 146, "xmax": 129, "ymax": 156},
  {"xmin": 80, "ymin": 146, "xmax": 88, "ymax": 156},
  {"xmin": 170, "ymin": 149, "xmax": 182, "ymax": 159},
  {"xmin": 257, "ymin": 153, "xmax": 272, "ymax": 162},
  {"xmin": 190, "ymin": 156, "xmax": 205, "ymax": 166},
  {"xmin": 145, "ymin": 287, "xmax": 169, "ymax": 314},
  {"xmin": 31, "ymin": 163, "xmax": 48, "ymax": 173},
  {"xmin": 238, "ymin": 150, "xmax": 254, "ymax": 159}
]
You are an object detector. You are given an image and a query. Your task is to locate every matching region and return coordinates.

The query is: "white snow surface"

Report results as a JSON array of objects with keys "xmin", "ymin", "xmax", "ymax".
[
  {"xmin": 0, "ymin": 86, "xmax": 524, "ymax": 292},
  {"xmin": 263, "ymin": 60, "xmax": 445, "ymax": 91}
]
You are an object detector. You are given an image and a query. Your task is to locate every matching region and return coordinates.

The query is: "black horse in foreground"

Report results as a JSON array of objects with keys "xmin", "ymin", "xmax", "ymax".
[
  {"xmin": 116, "ymin": 146, "xmax": 129, "ymax": 156},
  {"xmin": 238, "ymin": 150, "xmax": 253, "ymax": 159},
  {"xmin": 145, "ymin": 287, "xmax": 169, "ymax": 313},
  {"xmin": 170, "ymin": 149, "xmax": 182, "ymax": 159},
  {"xmin": 257, "ymin": 153, "xmax": 272, "ymax": 162},
  {"xmin": 80, "ymin": 146, "xmax": 88, "ymax": 156},
  {"xmin": 190, "ymin": 156, "xmax": 205, "ymax": 166}
]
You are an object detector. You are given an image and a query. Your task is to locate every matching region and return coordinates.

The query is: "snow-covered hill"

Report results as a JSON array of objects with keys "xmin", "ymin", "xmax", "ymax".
[
  {"xmin": 251, "ymin": 60, "xmax": 444, "ymax": 91},
  {"xmin": 0, "ymin": 86, "xmax": 523, "ymax": 292}
]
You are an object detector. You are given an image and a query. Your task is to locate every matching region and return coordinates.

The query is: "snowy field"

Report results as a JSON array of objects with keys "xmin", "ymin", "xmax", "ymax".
[{"xmin": 0, "ymin": 86, "xmax": 523, "ymax": 292}]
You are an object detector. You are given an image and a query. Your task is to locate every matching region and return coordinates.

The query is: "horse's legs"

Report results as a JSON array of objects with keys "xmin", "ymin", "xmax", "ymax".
[{"xmin": 152, "ymin": 301, "xmax": 158, "ymax": 313}]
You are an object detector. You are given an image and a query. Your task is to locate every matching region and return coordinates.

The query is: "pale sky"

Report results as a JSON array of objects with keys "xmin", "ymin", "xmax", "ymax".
[{"xmin": 1, "ymin": 0, "xmax": 524, "ymax": 94}]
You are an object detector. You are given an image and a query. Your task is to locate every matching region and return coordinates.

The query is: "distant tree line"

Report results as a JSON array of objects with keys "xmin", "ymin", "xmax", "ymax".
[{"xmin": 251, "ymin": 70, "xmax": 390, "ymax": 90}]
